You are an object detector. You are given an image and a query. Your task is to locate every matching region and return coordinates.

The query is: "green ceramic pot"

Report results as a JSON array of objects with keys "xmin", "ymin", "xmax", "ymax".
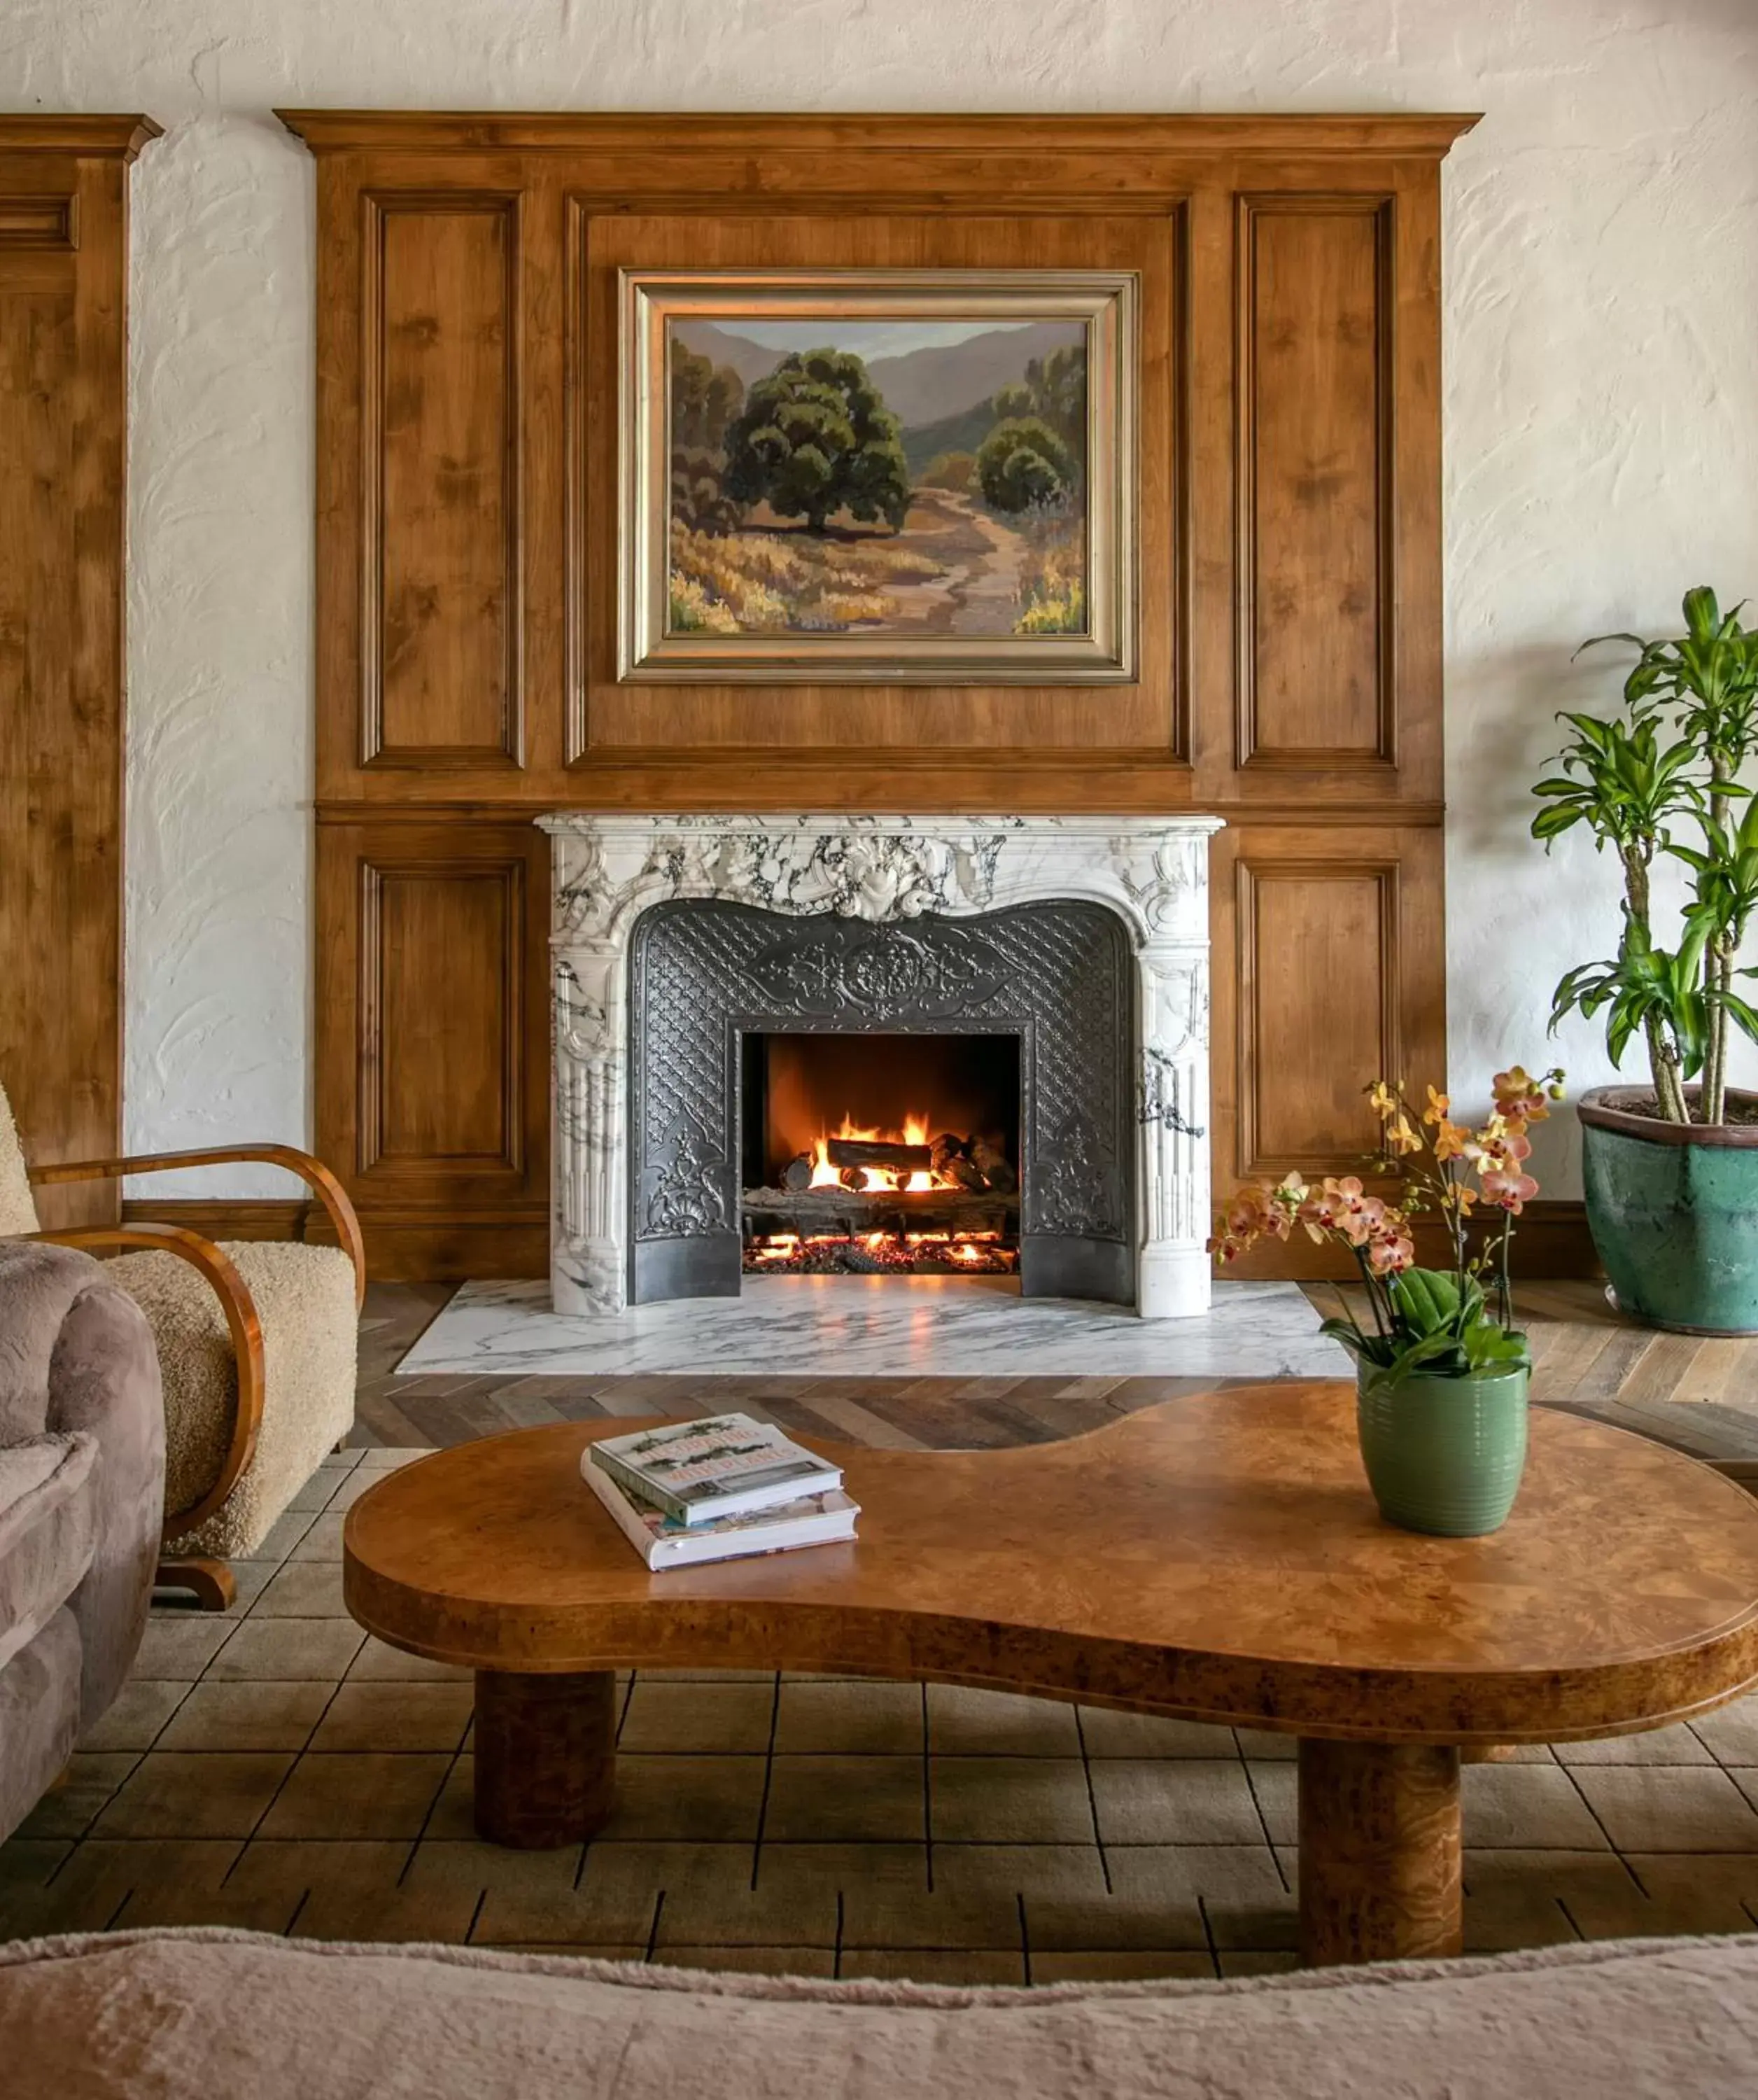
[
  {"xmin": 1356, "ymin": 1364, "xmax": 1529, "ymax": 1537},
  {"xmin": 1580, "ymin": 1085, "xmax": 1758, "ymax": 1336}
]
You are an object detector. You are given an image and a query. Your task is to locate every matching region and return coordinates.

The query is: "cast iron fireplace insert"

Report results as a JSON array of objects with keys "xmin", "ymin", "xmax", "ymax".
[{"xmin": 626, "ymin": 897, "xmax": 1135, "ymax": 1306}]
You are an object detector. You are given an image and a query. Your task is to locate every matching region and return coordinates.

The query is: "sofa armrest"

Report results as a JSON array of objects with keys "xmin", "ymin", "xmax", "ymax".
[{"xmin": 28, "ymin": 1226, "xmax": 265, "ymax": 1546}]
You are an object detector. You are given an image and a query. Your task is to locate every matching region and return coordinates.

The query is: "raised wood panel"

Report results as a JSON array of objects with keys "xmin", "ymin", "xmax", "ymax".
[
  {"xmin": 1237, "ymin": 858, "xmax": 1399, "ymax": 1172},
  {"xmin": 316, "ymin": 821, "xmax": 549, "ymax": 1238},
  {"xmin": 0, "ymin": 195, "xmax": 76, "ymax": 248},
  {"xmin": 0, "ymin": 125, "xmax": 154, "ymax": 1231},
  {"xmin": 360, "ymin": 859, "xmax": 524, "ymax": 1174},
  {"xmin": 363, "ymin": 192, "xmax": 521, "ymax": 769},
  {"xmin": 1210, "ymin": 825, "xmax": 1447, "ymax": 1205},
  {"xmin": 1236, "ymin": 196, "xmax": 1394, "ymax": 771}
]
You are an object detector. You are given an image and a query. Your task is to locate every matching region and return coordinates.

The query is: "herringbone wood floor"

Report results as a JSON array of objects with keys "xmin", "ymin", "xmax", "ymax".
[{"xmin": 351, "ymin": 1280, "xmax": 1758, "ymax": 1479}]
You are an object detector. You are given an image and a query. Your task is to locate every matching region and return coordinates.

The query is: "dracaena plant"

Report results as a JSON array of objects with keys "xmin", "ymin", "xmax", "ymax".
[
  {"xmin": 1533, "ymin": 587, "xmax": 1758, "ymax": 1124},
  {"xmin": 1209, "ymin": 1066, "xmax": 1565, "ymax": 1395}
]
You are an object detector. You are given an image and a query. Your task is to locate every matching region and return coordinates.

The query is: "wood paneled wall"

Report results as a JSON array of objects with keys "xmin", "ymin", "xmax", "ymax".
[
  {"xmin": 281, "ymin": 111, "xmax": 1474, "ymax": 1280},
  {"xmin": 0, "ymin": 116, "xmax": 158, "ymax": 1228}
]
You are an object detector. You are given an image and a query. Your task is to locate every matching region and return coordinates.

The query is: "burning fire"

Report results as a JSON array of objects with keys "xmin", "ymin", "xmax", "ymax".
[
  {"xmin": 808, "ymin": 1112, "xmax": 951, "ymax": 1194},
  {"xmin": 753, "ymin": 1105, "xmax": 1018, "ymax": 1276}
]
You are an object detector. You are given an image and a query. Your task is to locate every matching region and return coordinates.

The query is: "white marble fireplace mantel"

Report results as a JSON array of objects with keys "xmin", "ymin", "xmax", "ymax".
[{"xmin": 540, "ymin": 813, "xmax": 1224, "ymax": 1321}]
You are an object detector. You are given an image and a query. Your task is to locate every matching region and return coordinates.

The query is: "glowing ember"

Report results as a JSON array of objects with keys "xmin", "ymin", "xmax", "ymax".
[{"xmin": 745, "ymin": 1226, "xmax": 1018, "ymax": 1275}]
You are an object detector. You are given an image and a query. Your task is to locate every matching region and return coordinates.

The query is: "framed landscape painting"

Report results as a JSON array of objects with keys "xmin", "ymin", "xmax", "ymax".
[{"xmin": 617, "ymin": 268, "xmax": 1138, "ymax": 682}]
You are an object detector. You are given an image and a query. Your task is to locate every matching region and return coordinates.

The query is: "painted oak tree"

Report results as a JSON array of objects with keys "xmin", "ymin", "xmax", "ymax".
[{"xmin": 722, "ymin": 348, "xmax": 911, "ymax": 535}]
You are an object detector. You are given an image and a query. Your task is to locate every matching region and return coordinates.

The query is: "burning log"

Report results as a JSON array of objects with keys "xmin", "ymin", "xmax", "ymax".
[
  {"xmin": 828, "ymin": 1137, "xmax": 933, "ymax": 1174},
  {"xmin": 971, "ymin": 1137, "xmax": 1017, "ymax": 1194},
  {"xmin": 741, "ymin": 1186, "xmax": 1018, "ymax": 1230},
  {"xmin": 781, "ymin": 1152, "xmax": 815, "ymax": 1191}
]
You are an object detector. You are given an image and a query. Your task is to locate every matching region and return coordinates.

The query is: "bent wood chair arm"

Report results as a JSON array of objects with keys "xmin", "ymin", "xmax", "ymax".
[
  {"xmin": 30, "ymin": 1143, "xmax": 366, "ymax": 1309},
  {"xmin": 26, "ymin": 1224, "xmax": 267, "ymax": 1548}
]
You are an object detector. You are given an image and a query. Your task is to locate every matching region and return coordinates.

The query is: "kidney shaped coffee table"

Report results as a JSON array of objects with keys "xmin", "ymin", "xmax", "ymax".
[{"xmin": 343, "ymin": 1382, "xmax": 1758, "ymax": 1967}]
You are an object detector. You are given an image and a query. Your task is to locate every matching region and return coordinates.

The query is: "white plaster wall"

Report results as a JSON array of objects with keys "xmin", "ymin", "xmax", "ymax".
[{"xmin": 3, "ymin": 0, "xmax": 1755, "ymax": 1198}]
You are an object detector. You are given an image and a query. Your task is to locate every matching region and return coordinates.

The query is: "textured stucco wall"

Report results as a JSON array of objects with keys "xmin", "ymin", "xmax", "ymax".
[{"xmin": 3, "ymin": 0, "xmax": 1756, "ymax": 1198}]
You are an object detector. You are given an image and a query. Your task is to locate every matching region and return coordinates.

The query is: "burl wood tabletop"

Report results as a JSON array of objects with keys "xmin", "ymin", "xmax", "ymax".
[{"xmin": 344, "ymin": 1382, "xmax": 1758, "ymax": 1749}]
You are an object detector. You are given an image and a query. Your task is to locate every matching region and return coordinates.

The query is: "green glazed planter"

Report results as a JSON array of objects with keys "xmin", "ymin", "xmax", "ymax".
[
  {"xmin": 1356, "ymin": 1365, "xmax": 1529, "ymax": 1537},
  {"xmin": 1580, "ymin": 1086, "xmax": 1758, "ymax": 1336}
]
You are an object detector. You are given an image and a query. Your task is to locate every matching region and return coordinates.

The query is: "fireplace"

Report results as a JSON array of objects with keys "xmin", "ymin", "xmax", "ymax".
[
  {"xmin": 541, "ymin": 814, "xmax": 1221, "ymax": 1320},
  {"xmin": 741, "ymin": 1029, "xmax": 1022, "ymax": 1276}
]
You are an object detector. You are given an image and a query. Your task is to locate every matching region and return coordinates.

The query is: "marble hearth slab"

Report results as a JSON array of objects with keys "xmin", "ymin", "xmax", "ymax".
[{"xmin": 395, "ymin": 1277, "xmax": 1351, "ymax": 1380}]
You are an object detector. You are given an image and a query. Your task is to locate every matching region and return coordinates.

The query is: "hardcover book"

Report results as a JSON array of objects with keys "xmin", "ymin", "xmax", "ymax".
[
  {"xmin": 586, "ymin": 1413, "xmax": 843, "ymax": 1527},
  {"xmin": 581, "ymin": 1452, "xmax": 859, "ymax": 1571}
]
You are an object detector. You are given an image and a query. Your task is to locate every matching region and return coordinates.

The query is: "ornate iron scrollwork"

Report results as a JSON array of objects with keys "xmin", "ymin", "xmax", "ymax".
[
  {"xmin": 745, "ymin": 922, "xmax": 1010, "ymax": 1019},
  {"xmin": 628, "ymin": 899, "xmax": 1132, "ymax": 1279}
]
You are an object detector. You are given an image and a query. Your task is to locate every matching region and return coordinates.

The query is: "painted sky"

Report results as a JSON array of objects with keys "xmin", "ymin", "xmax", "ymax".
[{"xmin": 709, "ymin": 318, "xmax": 1032, "ymax": 360}]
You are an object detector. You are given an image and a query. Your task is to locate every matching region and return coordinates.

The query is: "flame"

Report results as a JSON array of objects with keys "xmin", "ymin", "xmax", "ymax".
[{"xmin": 801, "ymin": 1110, "xmax": 972, "ymax": 1191}]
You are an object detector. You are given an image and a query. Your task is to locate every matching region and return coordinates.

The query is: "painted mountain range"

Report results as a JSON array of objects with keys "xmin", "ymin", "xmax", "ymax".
[{"xmin": 671, "ymin": 318, "xmax": 1084, "ymax": 434}]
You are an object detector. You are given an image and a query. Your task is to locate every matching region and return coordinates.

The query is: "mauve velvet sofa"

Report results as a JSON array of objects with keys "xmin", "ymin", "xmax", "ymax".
[
  {"xmin": 0, "ymin": 1240, "xmax": 164, "ymax": 1840},
  {"xmin": 3, "ymin": 1928, "xmax": 1758, "ymax": 2097}
]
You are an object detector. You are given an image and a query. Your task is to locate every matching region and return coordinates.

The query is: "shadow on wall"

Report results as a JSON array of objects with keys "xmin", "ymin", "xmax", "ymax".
[{"xmin": 1445, "ymin": 637, "xmax": 1607, "ymax": 1199}]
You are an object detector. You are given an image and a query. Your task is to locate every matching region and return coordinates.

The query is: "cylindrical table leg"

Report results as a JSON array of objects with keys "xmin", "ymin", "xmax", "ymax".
[
  {"xmin": 1297, "ymin": 1738, "xmax": 1461, "ymax": 1966},
  {"xmin": 474, "ymin": 1668, "xmax": 617, "ymax": 1849}
]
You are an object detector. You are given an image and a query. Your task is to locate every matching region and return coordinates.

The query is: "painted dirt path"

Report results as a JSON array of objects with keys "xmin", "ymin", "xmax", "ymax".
[{"xmin": 864, "ymin": 487, "xmax": 1028, "ymax": 636}]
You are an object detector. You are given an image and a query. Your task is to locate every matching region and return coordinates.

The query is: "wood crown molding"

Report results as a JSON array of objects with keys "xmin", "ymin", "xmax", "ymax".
[
  {"xmin": 313, "ymin": 797, "xmax": 1447, "ymax": 829},
  {"xmin": 0, "ymin": 115, "xmax": 162, "ymax": 160},
  {"xmin": 276, "ymin": 109, "xmax": 1480, "ymax": 159}
]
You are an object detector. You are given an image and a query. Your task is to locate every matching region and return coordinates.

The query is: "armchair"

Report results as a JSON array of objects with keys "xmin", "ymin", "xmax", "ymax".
[{"xmin": 0, "ymin": 1086, "xmax": 366, "ymax": 1609}]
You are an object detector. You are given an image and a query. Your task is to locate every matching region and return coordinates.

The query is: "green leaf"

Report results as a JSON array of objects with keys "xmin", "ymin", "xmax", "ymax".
[
  {"xmin": 1361, "ymin": 1329, "xmax": 1467, "ymax": 1396},
  {"xmin": 1461, "ymin": 1321, "xmax": 1531, "ymax": 1373},
  {"xmin": 1390, "ymin": 1266, "xmax": 1459, "ymax": 1336},
  {"xmin": 1318, "ymin": 1317, "xmax": 1375, "ymax": 1366}
]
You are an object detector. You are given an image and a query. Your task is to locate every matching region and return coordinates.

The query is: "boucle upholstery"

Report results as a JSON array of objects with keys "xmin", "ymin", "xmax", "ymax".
[
  {"xmin": 0, "ymin": 1241, "xmax": 163, "ymax": 1840},
  {"xmin": 105, "ymin": 1238, "xmax": 357, "ymax": 1559},
  {"xmin": 0, "ymin": 1084, "xmax": 38, "ymax": 1238},
  {"xmin": 3, "ymin": 1928, "xmax": 1758, "ymax": 2099}
]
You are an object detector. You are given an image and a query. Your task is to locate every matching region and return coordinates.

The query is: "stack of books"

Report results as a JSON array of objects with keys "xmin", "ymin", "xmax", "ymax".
[{"xmin": 582, "ymin": 1412, "xmax": 859, "ymax": 1570}]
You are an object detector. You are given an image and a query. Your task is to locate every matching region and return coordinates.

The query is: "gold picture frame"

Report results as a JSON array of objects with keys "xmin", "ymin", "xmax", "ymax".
[{"xmin": 618, "ymin": 267, "xmax": 1138, "ymax": 683}]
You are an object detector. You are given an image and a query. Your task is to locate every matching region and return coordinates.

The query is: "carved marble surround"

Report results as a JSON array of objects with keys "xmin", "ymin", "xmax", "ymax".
[{"xmin": 540, "ymin": 814, "xmax": 1223, "ymax": 1320}]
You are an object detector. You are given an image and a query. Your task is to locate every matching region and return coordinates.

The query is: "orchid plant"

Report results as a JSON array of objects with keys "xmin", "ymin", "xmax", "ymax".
[{"xmin": 1209, "ymin": 1065, "xmax": 1566, "ymax": 1394}]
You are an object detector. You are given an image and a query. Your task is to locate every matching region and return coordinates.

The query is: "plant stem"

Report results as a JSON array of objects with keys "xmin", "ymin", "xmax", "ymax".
[
  {"xmin": 1498, "ymin": 1214, "xmax": 1514, "ymax": 1331},
  {"xmin": 1622, "ymin": 843, "xmax": 1689, "ymax": 1124},
  {"xmin": 1329, "ymin": 1281, "xmax": 1370, "ymax": 1351},
  {"xmin": 1704, "ymin": 756, "xmax": 1735, "ymax": 1125},
  {"xmin": 1353, "ymin": 1247, "xmax": 1391, "ymax": 1342}
]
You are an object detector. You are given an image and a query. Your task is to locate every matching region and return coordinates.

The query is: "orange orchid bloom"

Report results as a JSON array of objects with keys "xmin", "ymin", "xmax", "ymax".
[
  {"xmin": 1493, "ymin": 1065, "xmax": 1555, "ymax": 1130},
  {"xmin": 1433, "ymin": 1118, "xmax": 1470, "ymax": 1162}
]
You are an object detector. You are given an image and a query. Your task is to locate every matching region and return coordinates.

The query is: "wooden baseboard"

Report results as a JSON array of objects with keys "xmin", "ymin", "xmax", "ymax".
[
  {"xmin": 343, "ymin": 1214, "xmax": 549, "ymax": 1281},
  {"xmin": 120, "ymin": 1198, "xmax": 549, "ymax": 1281},
  {"xmin": 120, "ymin": 1198, "xmax": 309, "ymax": 1240},
  {"xmin": 1218, "ymin": 1201, "xmax": 1600, "ymax": 1284},
  {"xmin": 120, "ymin": 1198, "xmax": 1598, "ymax": 1289}
]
